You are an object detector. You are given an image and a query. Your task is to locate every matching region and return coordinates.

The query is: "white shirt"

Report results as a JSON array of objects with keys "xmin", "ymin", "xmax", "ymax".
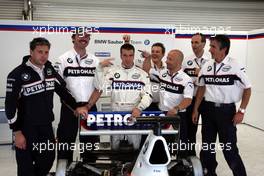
[
  {"xmin": 149, "ymin": 60, "xmax": 166, "ymax": 103},
  {"xmin": 182, "ymin": 51, "xmax": 211, "ymax": 96},
  {"xmin": 198, "ymin": 56, "xmax": 251, "ymax": 104},
  {"xmin": 159, "ymin": 69, "xmax": 194, "ymax": 111},
  {"xmin": 54, "ymin": 49, "xmax": 99, "ymax": 102},
  {"xmin": 26, "ymin": 60, "xmax": 45, "ymax": 81}
]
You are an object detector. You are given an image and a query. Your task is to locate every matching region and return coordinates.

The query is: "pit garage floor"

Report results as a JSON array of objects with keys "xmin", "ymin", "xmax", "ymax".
[{"xmin": 0, "ymin": 124, "xmax": 263, "ymax": 176}]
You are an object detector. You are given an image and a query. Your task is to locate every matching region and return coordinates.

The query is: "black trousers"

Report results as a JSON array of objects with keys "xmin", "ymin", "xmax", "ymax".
[
  {"xmin": 57, "ymin": 103, "xmax": 97, "ymax": 162},
  {"xmin": 200, "ymin": 101, "xmax": 246, "ymax": 176},
  {"xmin": 145, "ymin": 102, "xmax": 160, "ymax": 111},
  {"xmin": 16, "ymin": 124, "xmax": 55, "ymax": 176},
  {"xmin": 185, "ymin": 98, "xmax": 205, "ymax": 156}
]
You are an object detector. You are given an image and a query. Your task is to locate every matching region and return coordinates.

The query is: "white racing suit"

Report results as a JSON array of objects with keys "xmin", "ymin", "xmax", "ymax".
[{"xmin": 94, "ymin": 65, "xmax": 152, "ymax": 150}]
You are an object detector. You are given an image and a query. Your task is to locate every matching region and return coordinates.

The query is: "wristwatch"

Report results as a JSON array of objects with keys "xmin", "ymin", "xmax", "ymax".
[{"xmin": 238, "ymin": 108, "xmax": 246, "ymax": 114}]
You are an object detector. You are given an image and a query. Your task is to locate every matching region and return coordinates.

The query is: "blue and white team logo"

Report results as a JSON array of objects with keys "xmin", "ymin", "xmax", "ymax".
[
  {"xmin": 47, "ymin": 68, "xmax": 52, "ymax": 75},
  {"xmin": 114, "ymin": 73, "xmax": 120, "ymax": 78},
  {"xmin": 132, "ymin": 73, "xmax": 141, "ymax": 79},
  {"xmin": 162, "ymin": 73, "xmax": 167, "ymax": 77},
  {"xmin": 144, "ymin": 39, "xmax": 150, "ymax": 45},
  {"xmin": 112, "ymin": 81, "xmax": 143, "ymax": 90},
  {"xmin": 222, "ymin": 65, "xmax": 232, "ymax": 72},
  {"xmin": 85, "ymin": 59, "xmax": 93, "ymax": 65},
  {"xmin": 21, "ymin": 73, "xmax": 30, "ymax": 81},
  {"xmin": 95, "ymin": 52, "xmax": 111, "ymax": 57},
  {"xmin": 53, "ymin": 65, "xmax": 59, "ymax": 72},
  {"xmin": 174, "ymin": 77, "xmax": 183, "ymax": 82},
  {"xmin": 207, "ymin": 66, "xmax": 212, "ymax": 72},
  {"xmin": 67, "ymin": 58, "xmax": 73, "ymax": 64},
  {"xmin": 187, "ymin": 60, "xmax": 193, "ymax": 66}
]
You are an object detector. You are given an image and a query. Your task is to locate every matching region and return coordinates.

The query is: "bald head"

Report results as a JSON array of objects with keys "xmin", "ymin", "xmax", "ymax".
[
  {"xmin": 166, "ymin": 49, "xmax": 184, "ymax": 72},
  {"xmin": 170, "ymin": 49, "xmax": 184, "ymax": 62}
]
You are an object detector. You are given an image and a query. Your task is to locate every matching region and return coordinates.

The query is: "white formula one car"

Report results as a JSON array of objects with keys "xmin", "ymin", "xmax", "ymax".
[{"xmin": 65, "ymin": 111, "xmax": 203, "ymax": 176}]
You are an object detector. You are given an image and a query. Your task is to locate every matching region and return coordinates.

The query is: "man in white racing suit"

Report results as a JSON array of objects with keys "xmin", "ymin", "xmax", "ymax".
[{"xmin": 86, "ymin": 43, "xmax": 152, "ymax": 150}]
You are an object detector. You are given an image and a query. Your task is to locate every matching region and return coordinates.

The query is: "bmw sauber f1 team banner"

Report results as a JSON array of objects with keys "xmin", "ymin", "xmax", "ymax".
[{"xmin": 81, "ymin": 111, "xmax": 165, "ymax": 130}]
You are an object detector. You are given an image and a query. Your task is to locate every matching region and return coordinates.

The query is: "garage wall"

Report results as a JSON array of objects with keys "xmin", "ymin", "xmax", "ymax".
[{"xmin": 245, "ymin": 29, "xmax": 264, "ymax": 130}]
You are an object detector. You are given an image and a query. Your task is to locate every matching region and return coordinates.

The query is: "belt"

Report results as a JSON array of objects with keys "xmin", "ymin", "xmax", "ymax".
[
  {"xmin": 77, "ymin": 102, "xmax": 88, "ymax": 106},
  {"xmin": 163, "ymin": 109, "xmax": 186, "ymax": 114},
  {"xmin": 205, "ymin": 101, "xmax": 235, "ymax": 108}
]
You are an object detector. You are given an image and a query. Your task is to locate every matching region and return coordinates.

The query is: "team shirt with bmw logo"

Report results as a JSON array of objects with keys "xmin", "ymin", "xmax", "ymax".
[
  {"xmin": 182, "ymin": 52, "xmax": 210, "ymax": 96},
  {"xmin": 158, "ymin": 69, "xmax": 194, "ymax": 111},
  {"xmin": 94, "ymin": 65, "xmax": 152, "ymax": 111},
  {"xmin": 197, "ymin": 56, "xmax": 251, "ymax": 104},
  {"xmin": 54, "ymin": 49, "xmax": 99, "ymax": 103}
]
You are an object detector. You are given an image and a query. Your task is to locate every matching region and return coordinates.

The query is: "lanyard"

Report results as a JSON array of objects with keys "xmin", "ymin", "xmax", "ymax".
[
  {"xmin": 194, "ymin": 58, "xmax": 204, "ymax": 68},
  {"xmin": 213, "ymin": 62, "xmax": 224, "ymax": 75},
  {"xmin": 154, "ymin": 62, "xmax": 164, "ymax": 71},
  {"xmin": 75, "ymin": 56, "xmax": 80, "ymax": 66},
  {"xmin": 75, "ymin": 54, "xmax": 88, "ymax": 66},
  {"xmin": 168, "ymin": 71, "xmax": 178, "ymax": 83}
]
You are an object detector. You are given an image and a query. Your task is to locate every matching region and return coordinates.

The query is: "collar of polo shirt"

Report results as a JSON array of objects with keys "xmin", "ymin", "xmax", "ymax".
[
  {"xmin": 167, "ymin": 68, "xmax": 184, "ymax": 77},
  {"xmin": 215, "ymin": 55, "xmax": 230, "ymax": 65}
]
